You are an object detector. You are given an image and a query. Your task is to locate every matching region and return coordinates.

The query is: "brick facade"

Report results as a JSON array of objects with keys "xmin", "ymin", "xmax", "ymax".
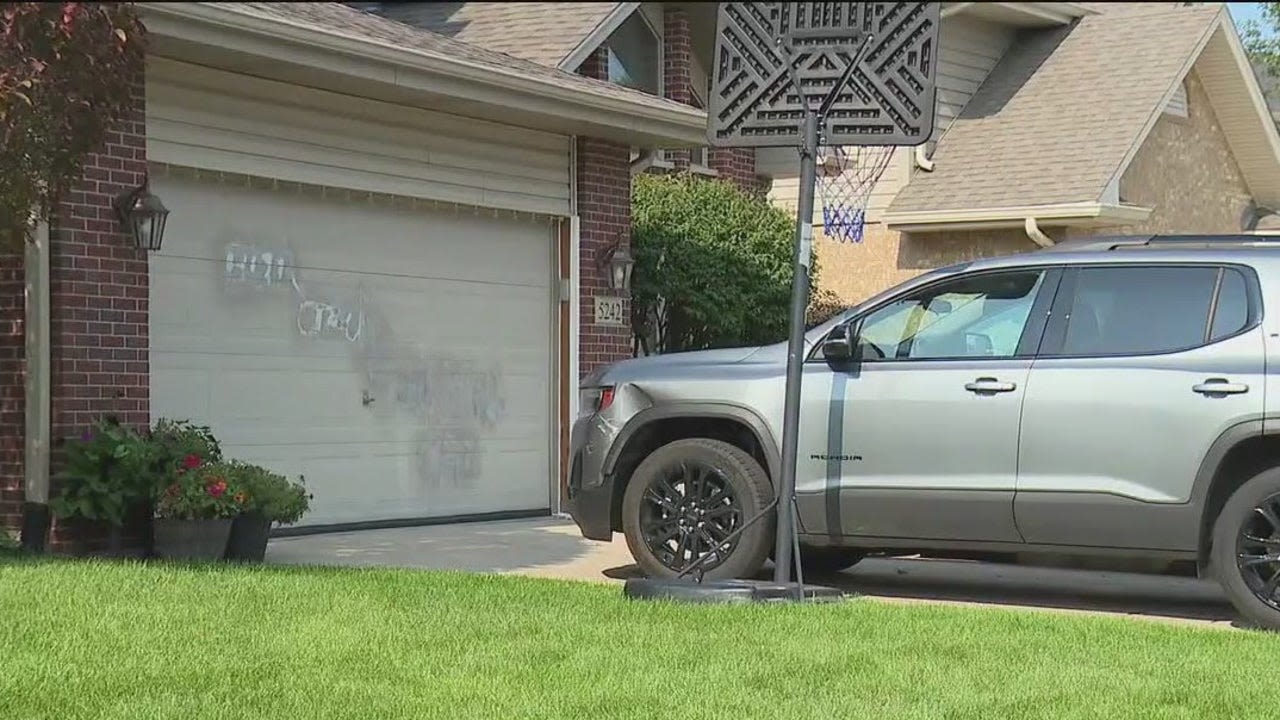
[
  {"xmin": 0, "ymin": 73, "xmax": 149, "ymax": 549},
  {"xmin": 0, "ymin": 253, "xmax": 23, "ymax": 537},
  {"xmin": 576, "ymin": 48, "xmax": 634, "ymax": 376}
]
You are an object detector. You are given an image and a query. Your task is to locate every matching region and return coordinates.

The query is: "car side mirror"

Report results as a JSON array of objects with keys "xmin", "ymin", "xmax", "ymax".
[{"xmin": 822, "ymin": 323, "xmax": 859, "ymax": 363}]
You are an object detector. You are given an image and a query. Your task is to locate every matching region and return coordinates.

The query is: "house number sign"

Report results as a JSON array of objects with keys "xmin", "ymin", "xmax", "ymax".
[{"xmin": 594, "ymin": 296, "xmax": 625, "ymax": 326}]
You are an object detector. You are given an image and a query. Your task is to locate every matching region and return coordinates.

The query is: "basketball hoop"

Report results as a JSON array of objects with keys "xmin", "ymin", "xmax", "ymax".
[{"xmin": 816, "ymin": 145, "xmax": 896, "ymax": 244}]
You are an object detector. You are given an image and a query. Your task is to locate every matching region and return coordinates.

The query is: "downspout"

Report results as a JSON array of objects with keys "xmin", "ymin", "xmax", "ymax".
[
  {"xmin": 1024, "ymin": 216, "xmax": 1056, "ymax": 248},
  {"xmin": 913, "ymin": 145, "xmax": 935, "ymax": 172},
  {"xmin": 20, "ymin": 219, "xmax": 51, "ymax": 552}
]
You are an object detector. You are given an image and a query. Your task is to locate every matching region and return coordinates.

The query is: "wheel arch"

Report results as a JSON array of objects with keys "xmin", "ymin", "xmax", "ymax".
[
  {"xmin": 603, "ymin": 403, "xmax": 780, "ymax": 532},
  {"xmin": 1194, "ymin": 419, "xmax": 1280, "ymax": 573}
]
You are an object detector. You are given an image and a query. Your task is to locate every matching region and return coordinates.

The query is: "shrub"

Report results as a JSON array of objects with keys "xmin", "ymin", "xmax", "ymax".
[
  {"xmin": 228, "ymin": 462, "xmax": 312, "ymax": 526},
  {"xmin": 630, "ymin": 173, "xmax": 840, "ymax": 354},
  {"xmin": 50, "ymin": 416, "xmax": 154, "ymax": 527}
]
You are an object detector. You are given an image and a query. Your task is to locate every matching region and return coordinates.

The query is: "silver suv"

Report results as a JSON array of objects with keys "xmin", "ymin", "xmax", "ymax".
[{"xmin": 568, "ymin": 235, "xmax": 1280, "ymax": 628}]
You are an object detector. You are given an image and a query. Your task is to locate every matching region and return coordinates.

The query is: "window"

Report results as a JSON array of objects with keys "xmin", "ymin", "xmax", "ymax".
[
  {"xmin": 850, "ymin": 270, "xmax": 1046, "ymax": 361},
  {"xmin": 1056, "ymin": 266, "xmax": 1240, "ymax": 357},
  {"xmin": 607, "ymin": 12, "xmax": 661, "ymax": 96},
  {"xmin": 1211, "ymin": 268, "xmax": 1250, "ymax": 341}
]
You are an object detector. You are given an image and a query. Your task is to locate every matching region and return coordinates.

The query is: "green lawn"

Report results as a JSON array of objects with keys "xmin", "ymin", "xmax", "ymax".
[{"xmin": 0, "ymin": 558, "xmax": 1275, "ymax": 720}]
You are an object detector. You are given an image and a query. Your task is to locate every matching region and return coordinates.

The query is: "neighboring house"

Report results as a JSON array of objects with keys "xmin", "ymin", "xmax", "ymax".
[
  {"xmin": 0, "ymin": 1, "xmax": 712, "ymax": 544},
  {"xmin": 762, "ymin": 2, "xmax": 1280, "ymax": 303}
]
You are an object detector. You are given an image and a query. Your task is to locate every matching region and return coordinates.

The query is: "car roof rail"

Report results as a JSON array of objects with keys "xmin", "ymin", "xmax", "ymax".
[{"xmin": 1049, "ymin": 234, "xmax": 1280, "ymax": 252}]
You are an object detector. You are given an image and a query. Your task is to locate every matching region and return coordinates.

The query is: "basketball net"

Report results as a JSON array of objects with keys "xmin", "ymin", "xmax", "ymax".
[{"xmin": 816, "ymin": 144, "xmax": 896, "ymax": 244}]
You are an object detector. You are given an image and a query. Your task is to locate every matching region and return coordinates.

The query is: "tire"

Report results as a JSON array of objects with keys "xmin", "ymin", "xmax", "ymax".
[
  {"xmin": 1211, "ymin": 467, "xmax": 1280, "ymax": 631},
  {"xmin": 622, "ymin": 438, "xmax": 775, "ymax": 581},
  {"xmin": 797, "ymin": 546, "xmax": 864, "ymax": 576}
]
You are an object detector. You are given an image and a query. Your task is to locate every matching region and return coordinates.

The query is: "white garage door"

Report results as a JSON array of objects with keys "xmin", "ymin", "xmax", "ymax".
[{"xmin": 149, "ymin": 172, "xmax": 556, "ymax": 526}]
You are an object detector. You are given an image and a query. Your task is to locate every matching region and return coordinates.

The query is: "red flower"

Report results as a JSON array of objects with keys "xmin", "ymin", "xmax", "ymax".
[
  {"xmin": 182, "ymin": 454, "xmax": 202, "ymax": 470},
  {"xmin": 207, "ymin": 479, "xmax": 227, "ymax": 497}
]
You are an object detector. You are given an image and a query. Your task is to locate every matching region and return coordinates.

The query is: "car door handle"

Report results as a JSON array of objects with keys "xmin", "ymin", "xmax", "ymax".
[
  {"xmin": 1192, "ymin": 379, "xmax": 1249, "ymax": 395},
  {"xmin": 964, "ymin": 378, "xmax": 1017, "ymax": 394}
]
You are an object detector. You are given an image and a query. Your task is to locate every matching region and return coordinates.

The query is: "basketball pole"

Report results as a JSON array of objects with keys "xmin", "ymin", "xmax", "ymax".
[
  {"xmin": 772, "ymin": 36, "xmax": 871, "ymax": 586},
  {"xmin": 772, "ymin": 109, "xmax": 817, "ymax": 584}
]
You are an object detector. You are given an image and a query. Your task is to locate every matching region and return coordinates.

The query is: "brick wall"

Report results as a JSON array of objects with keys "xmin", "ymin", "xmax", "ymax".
[
  {"xmin": 0, "ymin": 74, "xmax": 148, "ymax": 549},
  {"xmin": 45, "ymin": 75, "xmax": 149, "ymax": 551},
  {"xmin": 577, "ymin": 48, "xmax": 634, "ymax": 376},
  {"xmin": 0, "ymin": 251, "xmax": 23, "ymax": 539},
  {"xmin": 662, "ymin": 7, "xmax": 692, "ymax": 170},
  {"xmin": 1086, "ymin": 69, "xmax": 1253, "ymax": 237}
]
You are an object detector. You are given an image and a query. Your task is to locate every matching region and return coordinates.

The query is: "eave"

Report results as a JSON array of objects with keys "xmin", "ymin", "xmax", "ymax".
[{"xmin": 883, "ymin": 202, "xmax": 1154, "ymax": 233}]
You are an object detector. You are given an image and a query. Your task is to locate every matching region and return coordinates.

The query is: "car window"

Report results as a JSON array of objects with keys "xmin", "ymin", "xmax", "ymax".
[
  {"xmin": 1211, "ymin": 268, "xmax": 1250, "ymax": 342},
  {"xmin": 1058, "ymin": 266, "xmax": 1220, "ymax": 356},
  {"xmin": 853, "ymin": 270, "xmax": 1045, "ymax": 361}
]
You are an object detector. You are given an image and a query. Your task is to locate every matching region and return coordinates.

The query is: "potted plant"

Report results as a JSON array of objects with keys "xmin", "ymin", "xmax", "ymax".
[
  {"xmin": 153, "ymin": 461, "xmax": 247, "ymax": 561},
  {"xmin": 50, "ymin": 417, "xmax": 155, "ymax": 556},
  {"xmin": 224, "ymin": 465, "xmax": 311, "ymax": 563},
  {"xmin": 143, "ymin": 419, "xmax": 222, "ymax": 555}
]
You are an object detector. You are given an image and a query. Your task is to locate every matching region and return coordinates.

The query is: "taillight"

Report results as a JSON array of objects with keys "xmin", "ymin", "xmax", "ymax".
[{"xmin": 580, "ymin": 386, "xmax": 616, "ymax": 416}]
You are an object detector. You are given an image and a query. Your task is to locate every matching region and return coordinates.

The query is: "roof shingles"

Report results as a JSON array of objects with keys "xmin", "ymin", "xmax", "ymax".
[
  {"xmin": 887, "ymin": 3, "xmax": 1223, "ymax": 214},
  {"xmin": 224, "ymin": 3, "xmax": 694, "ymax": 114},
  {"xmin": 376, "ymin": 2, "xmax": 620, "ymax": 68}
]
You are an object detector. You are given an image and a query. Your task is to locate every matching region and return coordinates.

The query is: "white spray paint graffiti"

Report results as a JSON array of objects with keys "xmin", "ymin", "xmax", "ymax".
[{"xmin": 216, "ymin": 232, "xmax": 506, "ymax": 492}]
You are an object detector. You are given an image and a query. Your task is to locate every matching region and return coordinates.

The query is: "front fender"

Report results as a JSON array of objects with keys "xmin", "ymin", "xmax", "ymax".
[{"xmin": 602, "ymin": 402, "xmax": 782, "ymax": 484}]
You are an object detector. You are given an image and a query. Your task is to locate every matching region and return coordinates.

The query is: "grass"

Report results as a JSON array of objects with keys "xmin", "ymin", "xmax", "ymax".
[{"xmin": 1, "ymin": 558, "xmax": 1277, "ymax": 720}]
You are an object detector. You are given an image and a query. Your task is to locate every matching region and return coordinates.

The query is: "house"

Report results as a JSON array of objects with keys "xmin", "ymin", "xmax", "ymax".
[
  {"xmin": 3, "ymin": 1, "xmax": 1277, "ymax": 545},
  {"xmin": 0, "ymin": 1, "xmax": 713, "ymax": 542},
  {"xmin": 764, "ymin": 2, "xmax": 1280, "ymax": 302}
]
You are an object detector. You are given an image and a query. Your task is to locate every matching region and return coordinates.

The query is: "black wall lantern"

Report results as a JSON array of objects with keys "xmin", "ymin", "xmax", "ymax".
[
  {"xmin": 114, "ymin": 180, "xmax": 170, "ymax": 252},
  {"xmin": 600, "ymin": 238, "xmax": 634, "ymax": 292}
]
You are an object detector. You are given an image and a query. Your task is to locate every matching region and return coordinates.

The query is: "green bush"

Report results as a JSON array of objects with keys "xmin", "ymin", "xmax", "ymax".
[
  {"xmin": 50, "ymin": 417, "xmax": 155, "ymax": 528},
  {"xmin": 228, "ymin": 462, "xmax": 312, "ymax": 526},
  {"xmin": 630, "ymin": 173, "xmax": 841, "ymax": 354}
]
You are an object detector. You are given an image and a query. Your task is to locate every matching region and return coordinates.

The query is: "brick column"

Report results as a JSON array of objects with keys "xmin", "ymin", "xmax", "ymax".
[
  {"xmin": 576, "ymin": 48, "xmax": 635, "ymax": 376},
  {"xmin": 709, "ymin": 148, "xmax": 760, "ymax": 194},
  {"xmin": 0, "ymin": 253, "xmax": 23, "ymax": 538},
  {"xmin": 663, "ymin": 7, "xmax": 693, "ymax": 170},
  {"xmin": 45, "ymin": 74, "xmax": 150, "ymax": 551}
]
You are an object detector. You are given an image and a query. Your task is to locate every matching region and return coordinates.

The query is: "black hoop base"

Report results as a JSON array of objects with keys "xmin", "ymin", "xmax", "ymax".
[{"xmin": 623, "ymin": 578, "xmax": 846, "ymax": 604}]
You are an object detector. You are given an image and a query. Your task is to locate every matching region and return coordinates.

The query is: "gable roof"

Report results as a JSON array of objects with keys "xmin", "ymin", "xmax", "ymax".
[
  {"xmin": 219, "ymin": 3, "xmax": 696, "ymax": 114},
  {"xmin": 373, "ymin": 2, "xmax": 624, "ymax": 69},
  {"xmin": 887, "ymin": 3, "xmax": 1226, "ymax": 223},
  {"xmin": 142, "ymin": 2, "xmax": 707, "ymax": 147}
]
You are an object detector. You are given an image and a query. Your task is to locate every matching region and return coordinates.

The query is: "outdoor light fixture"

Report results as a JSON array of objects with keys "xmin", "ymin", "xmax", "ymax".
[
  {"xmin": 600, "ymin": 238, "xmax": 634, "ymax": 292},
  {"xmin": 114, "ymin": 180, "xmax": 169, "ymax": 252}
]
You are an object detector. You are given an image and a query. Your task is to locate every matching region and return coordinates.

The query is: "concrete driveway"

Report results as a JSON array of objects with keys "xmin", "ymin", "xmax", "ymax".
[{"xmin": 267, "ymin": 516, "xmax": 1240, "ymax": 628}]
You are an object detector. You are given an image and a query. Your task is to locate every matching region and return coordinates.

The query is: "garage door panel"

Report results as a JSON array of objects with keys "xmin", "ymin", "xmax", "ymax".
[{"xmin": 151, "ymin": 173, "xmax": 555, "ymax": 526}]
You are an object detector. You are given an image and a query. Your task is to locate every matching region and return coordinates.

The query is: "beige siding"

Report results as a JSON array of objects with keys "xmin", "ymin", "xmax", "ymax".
[
  {"xmin": 146, "ymin": 58, "xmax": 572, "ymax": 216},
  {"xmin": 757, "ymin": 15, "xmax": 1015, "ymax": 226}
]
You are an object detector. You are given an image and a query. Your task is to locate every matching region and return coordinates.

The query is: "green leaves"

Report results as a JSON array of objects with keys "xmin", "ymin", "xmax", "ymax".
[
  {"xmin": 1242, "ymin": 3, "xmax": 1280, "ymax": 80},
  {"xmin": 0, "ymin": 2, "xmax": 145, "ymax": 246},
  {"xmin": 630, "ymin": 174, "xmax": 836, "ymax": 354}
]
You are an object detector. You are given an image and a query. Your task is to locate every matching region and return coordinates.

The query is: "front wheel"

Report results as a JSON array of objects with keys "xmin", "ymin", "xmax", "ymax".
[
  {"xmin": 621, "ymin": 438, "xmax": 775, "ymax": 581},
  {"xmin": 1212, "ymin": 467, "xmax": 1280, "ymax": 630}
]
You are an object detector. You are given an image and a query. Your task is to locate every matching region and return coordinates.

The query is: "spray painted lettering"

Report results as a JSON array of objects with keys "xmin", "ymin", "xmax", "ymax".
[{"xmin": 224, "ymin": 243, "xmax": 295, "ymax": 289}]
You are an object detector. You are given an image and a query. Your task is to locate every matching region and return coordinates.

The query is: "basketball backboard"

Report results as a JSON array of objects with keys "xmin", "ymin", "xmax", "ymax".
[{"xmin": 707, "ymin": 2, "xmax": 941, "ymax": 148}]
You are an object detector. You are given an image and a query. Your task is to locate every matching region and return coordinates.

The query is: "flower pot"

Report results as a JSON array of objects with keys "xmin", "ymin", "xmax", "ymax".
[
  {"xmin": 224, "ymin": 511, "xmax": 271, "ymax": 563},
  {"xmin": 153, "ymin": 518, "xmax": 233, "ymax": 561}
]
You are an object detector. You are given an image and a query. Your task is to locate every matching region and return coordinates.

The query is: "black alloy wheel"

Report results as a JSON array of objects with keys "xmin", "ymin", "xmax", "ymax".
[
  {"xmin": 1236, "ymin": 492, "xmax": 1280, "ymax": 611},
  {"xmin": 638, "ymin": 460, "xmax": 743, "ymax": 574}
]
